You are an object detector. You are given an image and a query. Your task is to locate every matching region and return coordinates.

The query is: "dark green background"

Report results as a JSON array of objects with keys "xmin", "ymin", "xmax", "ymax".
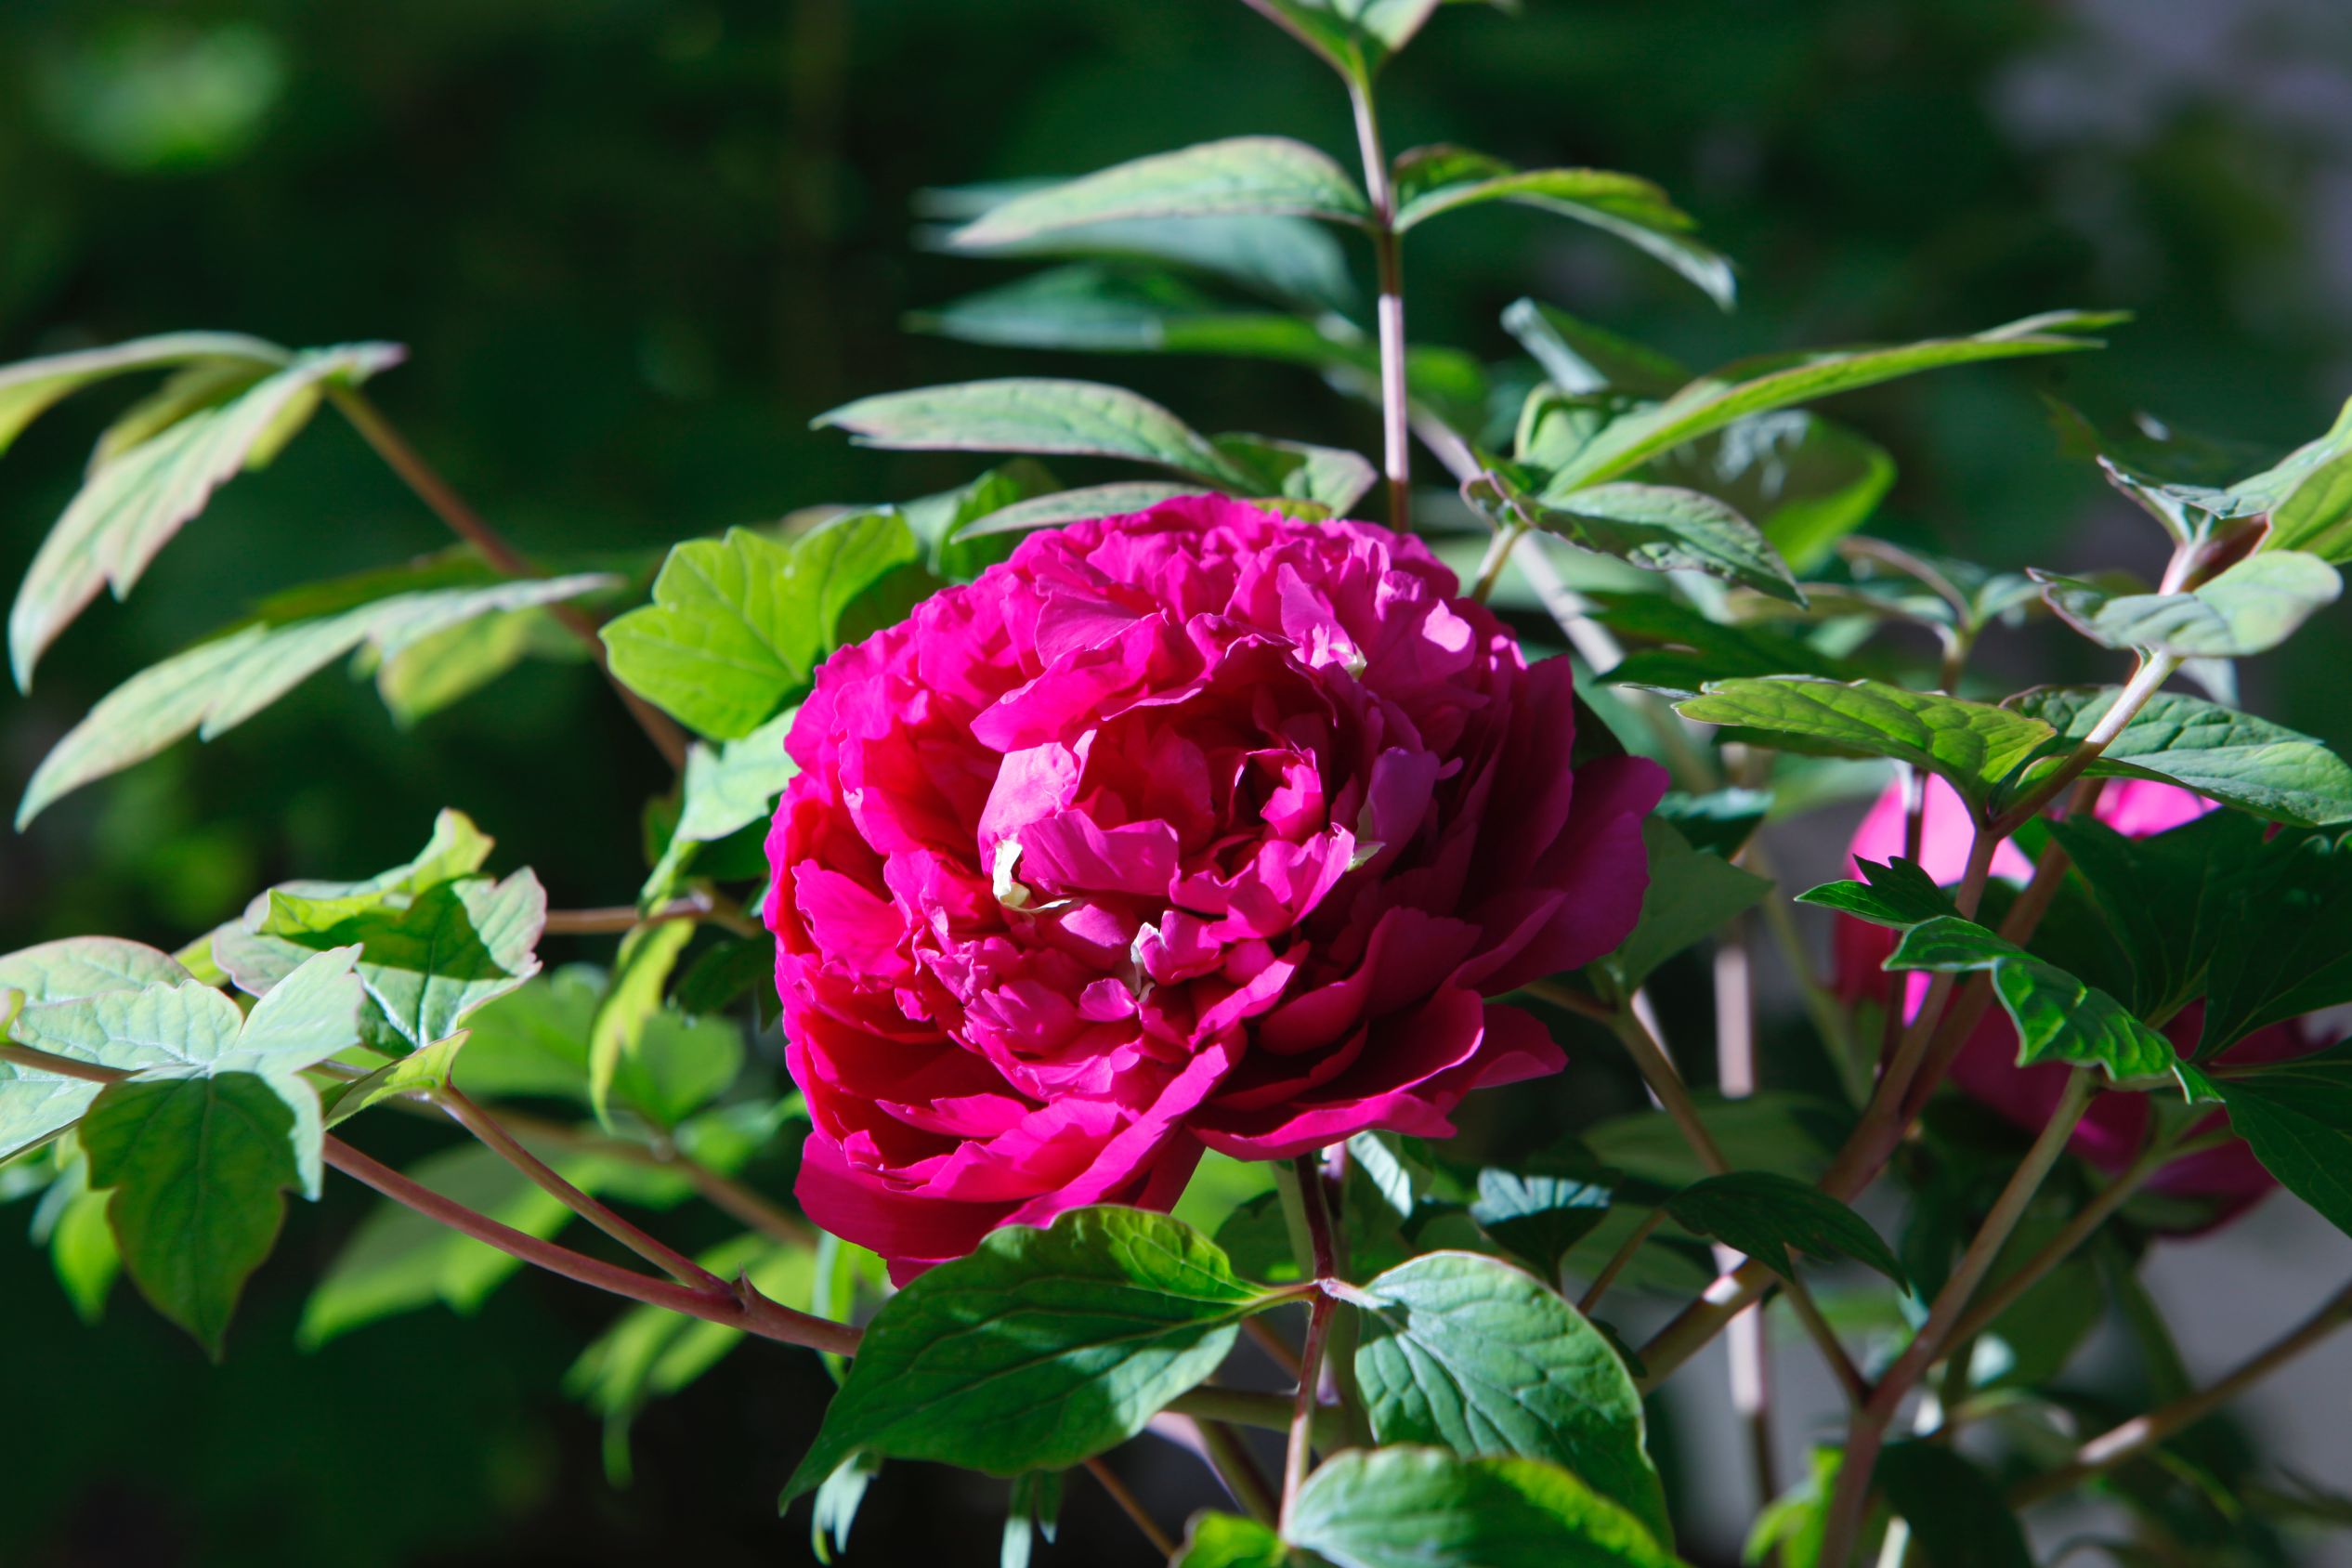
[{"xmin": 3, "ymin": 1, "xmax": 2348, "ymax": 1562}]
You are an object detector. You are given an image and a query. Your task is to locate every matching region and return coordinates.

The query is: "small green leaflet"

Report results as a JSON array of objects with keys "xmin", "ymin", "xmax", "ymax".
[
  {"xmin": 2045, "ymin": 811, "xmax": 2258, "ymax": 1017},
  {"xmin": 587, "ymin": 920, "xmax": 698, "ymax": 1126},
  {"xmin": 644, "ymin": 708, "xmax": 799, "ymax": 904},
  {"xmin": 17, "ymin": 564, "xmax": 615, "ymax": 826},
  {"xmin": 1348, "ymin": 1251, "xmax": 1670, "ymax": 1540},
  {"xmin": 1213, "ymin": 433, "xmax": 1379, "ymax": 513},
  {"xmin": 1534, "ymin": 482, "xmax": 1803, "ymax": 604},
  {"xmin": 10, "ymin": 341, "xmax": 404, "ymax": 688},
  {"xmin": 81, "ymin": 1071, "xmax": 303, "ymax": 1359},
  {"xmin": 1675, "ymin": 678, "xmax": 2056, "ymax": 808},
  {"xmin": 1000, "ymin": 1470, "xmax": 1062, "ymax": 1568},
  {"xmin": 1662, "ymin": 1172, "xmax": 1906, "ymax": 1287},
  {"xmin": 1242, "ymin": 0, "xmax": 1450, "ymax": 84},
  {"xmin": 779, "ymin": 1207, "xmax": 1284, "ymax": 1501},
  {"xmin": 444, "ymin": 965, "xmax": 745, "ymax": 1128},
  {"xmin": 948, "ymin": 137, "xmax": 1369, "ymax": 249},
  {"xmin": 1887, "ymin": 917, "xmax": 2180, "ymax": 1084},
  {"xmin": 1394, "ymin": 147, "xmax": 1731, "ymax": 307},
  {"xmin": 2199, "ymin": 828, "xmax": 2352, "ymax": 1052},
  {"xmin": 1171, "ymin": 1511, "xmax": 1287, "ymax": 1568},
  {"xmin": 602, "ymin": 514, "xmax": 916, "ymax": 742},
  {"xmin": 2209, "ymin": 1044, "xmax": 2352, "ymax": 1243},
  {"xmin": 1501, "ymin": 298, "xmax": 1687, "ymax": 397},
  {"xmin": 2261, "ymin": 396, "xmax": 2352, "ymax": 562},
  {"xmin": 259, "ymin": 868, "xmax": 546, "ymax": 1053},
  {"xmin": 1648, "ymin": 410, "xmax": 1895, "ymax": 576},
  {"xmin": 1470, "ymin": 1162, "xmax": 1616, "ymax": 1277},
  {"xmin": 910, "ymin": 266, "xmax": 1350, "ymax": 367},
  {"xmin": 817, "ymin": 379, "xmax": 1256, "ymax": 489},
  {"xmin": 1603, "ymin": 818, "xmax": 1771, "ymax": 989},
  {"xmin": 2036, "ymin": 553, "xmax": 2342, "ymax": 658},
  {"xmin": 1286, "ymin": 1446, "xmax": 1682, "ymax": 1568},
  {"xmin": 1533, "ymin": 312, "xmax": 2117, "ymax": 501},
  {"xmin": 916, "ymin": 183, "xmax": 1357, "ymax": 313},
  {"xmin": 1796, "ymin": 857, "xmax": 1961, "ymax": 930},
  {"xmin": 2000, "ymin": 686, "xmax": 2352, "ymax": 828}
]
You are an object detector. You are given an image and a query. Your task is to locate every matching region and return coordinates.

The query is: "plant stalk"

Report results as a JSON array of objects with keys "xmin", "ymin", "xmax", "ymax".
[
  {"xmin": 1346, "ymin": 77, "xmax": 1410, "ymax": 533},
  {"xmin": 1814, "ymin": 1071, "xmax": 2097, "ymax": 1565},
  {"xmin": 1280, "ymin": 1154, "xmax": 1344, "ymax": 1530}
]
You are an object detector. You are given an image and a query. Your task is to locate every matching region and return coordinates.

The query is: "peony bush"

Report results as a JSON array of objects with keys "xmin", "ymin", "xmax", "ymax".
[{"xmin": 7, "ymin": 3, "xmax": 2352, "ymax": 1564}]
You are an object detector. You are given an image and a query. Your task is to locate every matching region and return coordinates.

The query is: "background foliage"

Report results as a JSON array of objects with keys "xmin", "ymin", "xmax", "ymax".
[{"xmin": 4, "ymin": 1, "xmax": 2350, "ymax": 1563}]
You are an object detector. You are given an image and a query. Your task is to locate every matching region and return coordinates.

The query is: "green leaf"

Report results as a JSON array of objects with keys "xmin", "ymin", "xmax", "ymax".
[
  {"xmin": 1350, "ymin": 1252, "xmax": 1668, "ymax": 1539},
  {"xmin": 2002, "ymin": 686, "xmax": 2352, "ymax": 828},
  {"xmin": 959, "ymin": 481, "xmax": 1209, "ymax": 540},
  {"xmin": 1469, "ymin": 1162, "xmax": 1616, "ymax": 1277},
  {"xmin": 1172, "ymin": 1511, "xmax": 1287, "ymax": 1568},
  {"xmin": 1586, "ymin": 1093, "xmax": 1851, "ymax": 1189},
  {"xmin": 1394, "ymin": 148, "xmax": 1731, "ymax": 307},
  {"xmin": 644, "ymin": 708, "xmax": 799, "ymax": 903},
  {"xmin": 17, "ymin": 563, "xmax": 615, "ymax": 825},
  {"xmin": 1887, "ymin": 917, "xmax": 2178, "ymax": 1081},
  {"xmin": 2200, "ymin": 829, "xmax": 2352, "ymax": 1051},
  {"xmin": 324, "ymin": 1029, "xmax": 472, "ymax": 1126},
  {"xmin": 80, "ymin": 1069, "xmax": 301, "ymax": 1356},
  {"xmin": 1603, "ymin": 818, "xmax": 1771, "ymax": 987},
  {"xmin": 1585, "ymin": 588, "xmax": 1854, "ymax": 694},
  {"xmin": 948, "ymin": 138, "xmax": 1368, "ymax": 250},
  {"xmin": 1796, "ymin": 857, "xmax": 1961, "ymax": 929},
  {"xmin": 779, "ymin": 1207, "xmax": 1279, "ymax": 1501},
  {"xmin": 601, "ymin": 515, "xmax": 916, "ymax": 742},
  {"xmin": 588, "ymin": 920, "xmax": 697, "ymax": 1126},
  {"xmin": 0, "ymin": 936, "xmax": 190, "ymax": 1004},
  {"xmin": 911, "ymin": 265, "xmax": 1351, "ymax": 366},
  {"xmin": 1501, "ymin": 299, "xmax": 1687, "ymax": 398},
  {"xmin": 1674, "ymin": 678, "xmax": 2056, "ymax": 807},
  {"xmin": 1649, "ymin": 411, "xmax": 1896, "ymax": 576},
  {"xmin": 2044, "ymin": 811, "xmax": 2260, "ymax": 1016},
  {"xmin": 1875, "ymin": 1442, "xmax": 2032, "ymax": 1568},
  {"xmin": 40, "ymin": 1170, "xmax": 123, "ymax": 1325},
  {"xmin": 2211, "ymin": 1052, "xmax": 2352, "ymax": 1242},
  {"xmin": 919, "ymin": 184, "xmax": 1356, "ymax": 313},
  {"xmin": 259, "ymin": 869, "xmax": 545, "ymax": 1052},
  {"xmin": 1244, "ymin": 0, "xmax": 1451, "ymax": 82},
  {"xmin": 1286, "ymin": 1446, "xmax": 1683, "ymax": 1568},
  {"xmin": 2037, "ymin": 553, "xmax": 2342, "ymax": 658},
  {"xmin": 9, "ymin": 341, "xmax": 403, "ymax": 687},
  {"xmin": 1212, "ymin": 433, "xmax": 1379, "ymax": 513},
  {"xmin": 0, "ymin": 330, "xmax": 287, "ymax": 458},
  {"xmin": 2261, "ymin": 398, "xmax": 2352, "ymax": 562},
  {"xmin": 1665, "ymin": 1172, "xmax": 1905, "ymax": 1286},
  {"xmin": 371, "ymin": 600, "xmax": 580, "ymax": 726},
  {"xmin": 1534, "ymin": 312, "xmax": 2117, "ymax": 501},
  {"xmin": 1537, "ymin": 481, "xmax": 1802, "ymax": 603},
  {"xmin": 816, "ymin": 378, "xmax": 1254, "ymax": 489}
]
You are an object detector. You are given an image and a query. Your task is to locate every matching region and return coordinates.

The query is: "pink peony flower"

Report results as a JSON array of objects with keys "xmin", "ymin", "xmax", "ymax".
[
  {"xmin": 1835, "ymin": 776, "xmax": 2315, "ymax": 1222},
  {"xmin": 766, "ymin": 496, "xmax": 1666, "ymax": 1275}
]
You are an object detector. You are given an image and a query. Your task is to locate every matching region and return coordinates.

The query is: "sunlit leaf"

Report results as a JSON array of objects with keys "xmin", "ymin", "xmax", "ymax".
[{"xmin": 948, "ymin": 138, "xmax": 1367, "ymax": 250}]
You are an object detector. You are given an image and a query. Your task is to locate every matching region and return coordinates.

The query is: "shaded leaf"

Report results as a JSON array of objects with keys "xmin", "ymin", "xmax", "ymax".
[
  {"xmin": 1350, "ymin": 1251, "xmax": 1669, "ymax": 1539},
  {"xmin": 81, "ymin": 1070, "xmax": 301, "ymax": 1356},
  {"xmin": 644, "ymin": 708, "xmax": 799, "ymax": 904},
  {"xmin": 1665, "ymin": 1171, "xmax": 1905, "ymax": 1285},
  {"xmin": 780, "ymin": 1207, "xmax": 1279, "ymax": 1500},
  {"xmin": 1604, "ymin": 818, "xmax": 1771, "ymax": 987},
  {"xmin": 1887, "ymin": 917, "xmax": 2178, "ymax": 1082},
  {"xmin": 2200, "ymin": 829, "xmax": 2352, "ymax": 1051},
  {"xmin": 587, "ymin": 920, "xmax": 697, "ymax": 1126},
  {"xmin": 1538, "ymin": 481, "xmax": 1801, "ymax": 603},
  {"xmin": 1212, "ymin": 433, "xmax": 1379, "ymax": 513},
  {"xmin": 1286, "ymin": 1446, "xmax": 1681, "ymax": 1568},
  {"xmin": 959, "ymin": 480, "xmax": 1209, "ymax": 540},
  {"xmin": 1796, "ymin": 857, "xmax": 1961, "ymax": 929},
  {"xmin": 1875, "ymin": 1443, "xmax": 2032, "ymax": 1568},
  {"xmin": 1172, "ymin": 1512, "xmax": 1287, "ymax": 1568}
]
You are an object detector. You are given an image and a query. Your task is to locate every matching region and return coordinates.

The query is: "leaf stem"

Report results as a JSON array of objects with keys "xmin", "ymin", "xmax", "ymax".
[
  {"xmin": 1609, "ymin": 997, "xmax": 1731, "ymax": 1176},
  {"xmin": 434, "ymin": 1086, "xmax": 728, "ymax": 1293},
  {"xmin": 326, "ymin": 385, "xmax": 690, "ymax": 769},
  {"xmin": 1082, "ymin": 1456, "xmax": 1177, "ymax": 1559},
  {"xmin": 543, "ymin": 887, "xmax": 762, "ymax": 939},
  {"xmin": 1987, "ymin": 653, "xmax": 2179, "ymax": 836},
  {"xmin": 1578, "ymin": 1209, "xmax": 1666, "ymax": 1313},
  {"xmin": 1814, "ymin": 1071, "xmax": 2097, "ymax": 1566},
  {"xmin": 1280, "ymin": 1153, "xmax": 1343, "ymax": 1530},
  {"xmin": 2011, "ymin": 1275, "xmax": 2352, "ymax": 1507},
  {"xmin": 1346, "ymin": 76, "xmax": 1410, "ymax": 532},
  {"xmin": 320, "ymin": 1132, "xmax": 858, "ymax": 1355}
]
